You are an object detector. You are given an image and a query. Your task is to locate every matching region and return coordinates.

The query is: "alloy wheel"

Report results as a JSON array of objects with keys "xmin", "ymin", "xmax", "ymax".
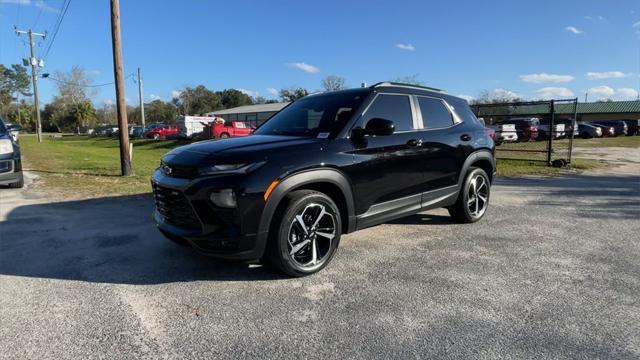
[
  {"xmin": 287, "ymin": 203, "xmax": 336, "ymax": 270},
  {"xmin": 467, "ymin": 174, "xmax": 489, "ymax": 218}
]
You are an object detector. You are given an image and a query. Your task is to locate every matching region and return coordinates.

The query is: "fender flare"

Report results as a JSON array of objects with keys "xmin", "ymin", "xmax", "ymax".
[
  {"xmin": 457, "ymin": 150, "xmax": 496, "ymax": 186},
  {"xmin": 254, "ymin": 168, "xmax": 356, "ymax": 257}
]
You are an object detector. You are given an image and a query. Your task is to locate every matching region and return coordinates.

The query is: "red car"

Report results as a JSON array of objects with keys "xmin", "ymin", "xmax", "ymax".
[
  {"xmin": 145, "ymin": 125, "xmax": 178, "ymax": 140},
  {"xmin": 212, "ymin": 121, "xmax": 253, "ymax": 139}
]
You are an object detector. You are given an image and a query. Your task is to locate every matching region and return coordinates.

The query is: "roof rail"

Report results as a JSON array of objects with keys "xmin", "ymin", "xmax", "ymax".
[{"xmin": 372, "ymin": 81, "xmax": 445, "ymax": 93}]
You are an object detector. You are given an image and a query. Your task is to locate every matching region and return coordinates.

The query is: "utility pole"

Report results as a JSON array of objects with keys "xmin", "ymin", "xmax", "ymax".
[
  {"xmin": 110, "ymin": 0, "xmax": 131, "ymax": 176},
  {"xmin": 15, "ymin": 28, "xmax": 46, "ymax": 143},
  {"xmin": 584, "ymin": 93, "xmax": 588, "ymax": 103},
  {"xmin": 137, "ymin": 67, "xmax": 145, "ymax": 128}
]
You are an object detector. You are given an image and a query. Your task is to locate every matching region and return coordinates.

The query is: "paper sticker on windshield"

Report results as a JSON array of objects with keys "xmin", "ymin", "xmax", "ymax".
[{"xmin": 317, "ymin": 132, "xmax": 330, "ymax": 138}]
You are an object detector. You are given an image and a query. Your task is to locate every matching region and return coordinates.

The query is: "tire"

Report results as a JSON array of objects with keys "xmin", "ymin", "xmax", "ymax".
[
  {"xmin": 220, "ymin": 133, "xmax": 230, "ymax": 139},
  {"xmin": 580, "ymin": 132, "xmax": 591, "ymax": 139},
  {"xmin": 448, "ymin": 167, "xmax": 491, "ymax": 223},
  {"xmin": 153, "ymin": 133, "xmax": 160, "ymax": 140},
  {"xmin": 265, "ymin": 190, "xmax": 341, "ymax": 277},
  {"xmin": 8, "ymin": 172, "xmax": 24, "ymax": 189}
]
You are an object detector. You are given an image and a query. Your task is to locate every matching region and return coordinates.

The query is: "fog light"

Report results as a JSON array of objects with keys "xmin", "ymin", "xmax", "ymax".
[{"xmin": 210, "ymin": 189, "xmax": 237, "ymax": 208}]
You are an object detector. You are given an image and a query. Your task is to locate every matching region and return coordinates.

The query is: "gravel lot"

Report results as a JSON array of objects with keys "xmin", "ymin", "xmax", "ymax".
[{"xmin": 1, "ymin": 152, "xmax": 639, "ymax": 359}]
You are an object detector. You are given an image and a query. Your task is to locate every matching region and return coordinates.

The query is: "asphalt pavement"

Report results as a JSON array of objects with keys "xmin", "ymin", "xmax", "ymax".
[{"xmin": 1, "ymin": 155, "xmax": 639, "ymax": 359}]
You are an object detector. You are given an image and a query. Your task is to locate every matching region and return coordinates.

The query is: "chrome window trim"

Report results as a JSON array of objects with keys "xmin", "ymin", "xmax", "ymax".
[{"xmin": 414, "ymin": 95, "xmax": 464, "ymax": 131}]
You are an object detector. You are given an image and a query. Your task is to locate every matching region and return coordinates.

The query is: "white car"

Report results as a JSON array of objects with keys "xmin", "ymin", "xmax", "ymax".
[{"xmin": 488, "ymin": 123, "xmax": 518, "ymax": 144}]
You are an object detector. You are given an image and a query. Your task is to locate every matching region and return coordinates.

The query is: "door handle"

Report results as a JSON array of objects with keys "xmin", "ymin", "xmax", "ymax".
[
  {"xmin": 406, "ymin": 139, "xmax": 423, "ymax": 147},
  {"xmin": 460, "ymin": 134, "xmax": 471, "ymax": 142}
]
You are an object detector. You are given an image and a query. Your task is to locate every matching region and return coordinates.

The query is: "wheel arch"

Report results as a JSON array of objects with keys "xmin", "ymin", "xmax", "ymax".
[
  {"xmin": 458, "ymin": 150, "xmax": 496, "ymax": 185},
  {"xmin": 255, "ymin": 168, "xmax": 356, "ymax": 257}
]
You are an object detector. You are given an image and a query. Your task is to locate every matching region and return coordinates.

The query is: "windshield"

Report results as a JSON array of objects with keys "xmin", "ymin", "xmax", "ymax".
[{"xmin": 254, "ymin": 91, "xmax": 368, "ymax": 137}]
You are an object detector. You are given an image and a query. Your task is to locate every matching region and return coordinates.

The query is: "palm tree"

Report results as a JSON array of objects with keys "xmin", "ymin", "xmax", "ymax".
[{"xmin": 70, "ymin": 101, "xmax": 96, "ymax": 129}]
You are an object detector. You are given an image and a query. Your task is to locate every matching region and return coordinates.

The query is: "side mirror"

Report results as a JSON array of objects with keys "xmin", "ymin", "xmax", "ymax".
[
  {"xmin": 7, "ymin": 124, "xmax": 22, "ymax": 132},
  {"xmin": 364, "ymin": 118, "xmax": 395, "ymax": 136}
]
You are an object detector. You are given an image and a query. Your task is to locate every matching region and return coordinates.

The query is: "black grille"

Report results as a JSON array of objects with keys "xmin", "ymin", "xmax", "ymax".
[
  {"xmin": 0, "ymin": 161, "xmax": 11, "ymax": 174},
  {"xmin": 152, "ymin": 184, "xmax": 201, "ymax": 230}
]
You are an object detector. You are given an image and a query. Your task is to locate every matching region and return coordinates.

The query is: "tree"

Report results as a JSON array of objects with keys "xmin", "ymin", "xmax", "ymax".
[
  {"xmin": 253, "ymin": 96, "xmax": 280, "ymax": 104},
  {"xmin": 52, "ymin": 65, "xmax": 97, "ymax": 105},
  {"xmin": 145, "ymin": 100, "xmax": 178, "ymax": 124},
  {"xmin": 471, "ymin": 89, "xmax": 522, "ymax": 105},
  {"xmin": 321, "ymin": 75, "xmax": 346, "ymax": 91},
  {"xmin": 174, "ymin": 85, "xmax": 222, "ymax": 115},
  {"xmin": 391, "ymin": 74, "xmax": 424, "ymax": 86},
  {"xmin": 219, "ymin": 89, "xmax": 253, "ymax": 109},
  {"xmin": 0, "ymin": 64, "xmax": 31, "ymax": 112},
  {"xmin": 279, "ymin": 87, "xmax": 309, "ymax": 102},
  {"xmin": 69, "ymin": 101, "xmax": 97, "ymax": 129}
]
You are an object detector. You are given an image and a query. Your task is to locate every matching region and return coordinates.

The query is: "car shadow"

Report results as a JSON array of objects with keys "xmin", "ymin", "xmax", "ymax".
[
  {"xmin": 0, "ymin": 194, "xmax": 287, "ymax": 285},
  {"xmin": 386, "ymin": 213, "xmax": 454, "ymax": 225}
]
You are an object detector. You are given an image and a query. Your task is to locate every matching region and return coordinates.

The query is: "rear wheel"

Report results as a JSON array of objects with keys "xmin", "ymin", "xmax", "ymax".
[
  {"xmin": 153, "ymin": 133, "xmax": 160, "ymax": 140},
  {"xmin": 266, "ymin": 190, "xmax": 341, "ymax": 277},
  {"xmin": 220, "ymin": 133, "xmax": 230, "ymax": 139},
  {"xmin": 448, "ymin": 167, "xmax": 490, "ymax": 223}
]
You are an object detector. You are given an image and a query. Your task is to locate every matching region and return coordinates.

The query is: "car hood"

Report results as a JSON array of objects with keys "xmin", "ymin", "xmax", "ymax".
[{"xmin": 162, "ymin": 135, "xmax": 324, "ymax": 166}]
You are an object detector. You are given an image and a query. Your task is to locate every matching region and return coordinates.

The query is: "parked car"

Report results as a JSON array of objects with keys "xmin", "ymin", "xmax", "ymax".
[
  {"xmin": 0, "ymin": 117, "xmax": 23, "ymax": 188},
  {"xmin": 212, "ymin": 120, "xmax": 253, "ymax": 139},
  {"xmin": 577, "ymin": 123, "xmax": 602, "ymax": 139},
  {"xmin": 151, "ymin": 82, "xmax": 496, "ymax": 276},
  {"xmin": 131, "ymin": 126, "xmax": 145, "ymax": 138},
  {"xmin": 621, "ymin": 119, "xmax": 640, "ymax": 136},
  {"xmin": 4, "ymin": 122, "xmax": 20, "ymax": 142},
  {"xmin": 557, "ymin": 118, "xmax": 578, "ymax": 138},
  {"xmin": 589, "ymin": 123, "xmax": 615, "ymax": 137},
  {"xmin": 497, "ymin": 118, "xmax": 538, "ymax": 142},
  {"xmin": 145, "ymin": 125, "xmax": 178, "ymax": 140},
  {"xmin": 533, "ymin": 117, "xmax": 565, "ymax": 140},
  {"xmin": 590, "ymin": 120, "xmax": 628, "ymax": 137},
  {"xmin": 177, "ymin": 116, "xmax": 217, "ymax": 139},
  {"xmin": 487, "ymin": 123, "xmax": 517, "ymax": 145}
]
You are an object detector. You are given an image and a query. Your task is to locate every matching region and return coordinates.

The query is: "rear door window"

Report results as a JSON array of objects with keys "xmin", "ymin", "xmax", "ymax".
[
  {"xmin": 362, "ymin": 94, "xmax": 414, "ymax": 132},
  {"xmin": 417, "ymin": 97, "xmax": 454, "ymax": 129}
]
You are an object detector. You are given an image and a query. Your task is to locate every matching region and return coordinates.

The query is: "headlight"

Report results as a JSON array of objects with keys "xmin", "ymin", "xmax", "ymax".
[
  {"xmin": 0, "ymin": 139, "xmax": 13, "ymax": 155},
  {"xmin": 198, "ymin": 162, "xmax": 264, "ymax": 176}
]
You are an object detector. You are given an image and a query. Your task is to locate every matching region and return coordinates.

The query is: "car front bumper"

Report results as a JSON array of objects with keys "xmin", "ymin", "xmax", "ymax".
[
  {"xmin": 0, "ymin": 155, "xmax": 22, "ymax": 186},
  {"xmin": 151, "ymin": 169, "xmax": 268, "ymax": 260}
]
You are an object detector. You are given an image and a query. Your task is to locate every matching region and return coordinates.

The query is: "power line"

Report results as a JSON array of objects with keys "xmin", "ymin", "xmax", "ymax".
[
  {"xmin": 43, "ymin": 73, "xmax": 135, "ymax": 88},
  {"xmin": 42, "ymin": 0, "xmax": 71, "ymax": 60}
]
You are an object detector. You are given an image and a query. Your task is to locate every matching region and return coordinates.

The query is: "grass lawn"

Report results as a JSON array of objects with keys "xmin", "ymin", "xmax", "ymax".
[
  {"xmin": 20, "ymin": 134, "xmax": 185, "ymax": 197},
  {"xmin": 19, "ymin": 133, "xmax": 617, "ymax": 197}
]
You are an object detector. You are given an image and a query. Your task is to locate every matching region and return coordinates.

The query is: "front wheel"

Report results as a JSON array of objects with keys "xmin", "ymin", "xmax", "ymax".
[
  {"xmin": 266, "ymin": 190, "xmax": 341, "ymax": 277},
  {"xmin": 448, "ymin": 167, "xmax": 491, "ymax": 223},
  {"xmin": 219, "ymin": 133, "xmax": 230, "ymax": 139}
]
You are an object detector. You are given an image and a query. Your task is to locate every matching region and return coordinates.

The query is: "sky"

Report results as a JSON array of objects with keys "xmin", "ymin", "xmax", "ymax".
[{"xmin": 1, "ymin": 0, "xmax": 639, "ymax": 107}]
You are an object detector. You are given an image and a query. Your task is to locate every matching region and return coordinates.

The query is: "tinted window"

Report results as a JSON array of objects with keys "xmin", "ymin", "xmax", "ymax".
[
  {"xmin": 363, "ymin": 94, "xmax": 413, "ymax": 132},
  {"xmin": 0, "ymin": 118, "xmax": 6, "ymax": 134},
  {"xmin": 417, "ymin": 97, "xmax": 453, "ymax": 128},
  {"xmin": 254, "ymin": 91, "xmax": 367, "ymax": 137}
]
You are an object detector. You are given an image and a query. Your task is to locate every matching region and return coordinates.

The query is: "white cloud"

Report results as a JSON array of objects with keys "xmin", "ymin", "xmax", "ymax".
[
  {"xmin": 395, "ymin": 43, "xmax": 415, "ymax": 51},
  {"xmin": 565, "ymin": 26, "xmax": 583, "ymax": 34},
  {"xmin": 535, "ymin": 87, "xmax": 575, "ymax": 99},
  {"xmin": 613, "ymin": 88, "xmax": 639, "ymax": 100},
  {"xmin": 493, "ymin": 88, "xmax": 520, "ymax": 100},
  {"xmin": 588, "ymin": 86, "xmax": 615, "ymax": 99},
  {"xmin": 171, "ymin": 90, "xmax": 182, "ymax": 99},
  {"xmin": 633, "ymin": 21, "xmax": 640, "ymax": 28},
  {"xmin": 520, "ymin": 73, "xmax": 574, "ymax": 83},
  {"xmin": 103, "ymin": 99, "xmax": 115, "ymax": 106},
  {"xmin": 585, "ymin": 71, "xmax": 627, "ymax": 80},
  {"xmin": 237, "ymin": 88, "xmax": 258, "ymax": 97},
  {"xmin": 584, "ymin": 15, "xmax": 592, "ymax": 20},
  {"xmin": 0, "ymin": 0, "xmax": 31, "ymax": 4},
  {"xmin": 149, "ymin": 94, "xmax": 161, "ymax": 101},
  {"xmin": 34, "ymin": 0, "xmax": 60, "ymax": 13},
  {"xmin": 266, "ymin": 87, "xmax": 279, "ymax": 96},
  {"xmin": 457, "ymin": 94, "xmax": 475, "ymax": 103},
  {"xmin": 287, "ymin": 62, "xmax": 320, "ymax": 74}
]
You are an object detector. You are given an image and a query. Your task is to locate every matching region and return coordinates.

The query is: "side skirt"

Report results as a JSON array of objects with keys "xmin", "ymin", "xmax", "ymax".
[{"xmin": 355, "ymin": 185, "xmax": 459, "ymax": 230}]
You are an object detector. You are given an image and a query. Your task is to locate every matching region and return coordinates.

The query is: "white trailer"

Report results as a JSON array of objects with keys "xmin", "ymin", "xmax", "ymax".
[{"xmin": 176, "ymin": 116, "xmax": 217, "ymax": 138}]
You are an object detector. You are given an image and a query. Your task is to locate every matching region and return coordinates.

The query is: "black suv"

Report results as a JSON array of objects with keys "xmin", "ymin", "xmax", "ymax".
[{"xmin": 152, "ymin": 82, "xmax": 495, "ymax": 276}]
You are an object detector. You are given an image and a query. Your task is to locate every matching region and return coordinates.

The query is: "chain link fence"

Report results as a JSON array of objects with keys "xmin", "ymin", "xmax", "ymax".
[{"xmin": 471, "ymin": 99, "xmax": 578, "ymax": 166}]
